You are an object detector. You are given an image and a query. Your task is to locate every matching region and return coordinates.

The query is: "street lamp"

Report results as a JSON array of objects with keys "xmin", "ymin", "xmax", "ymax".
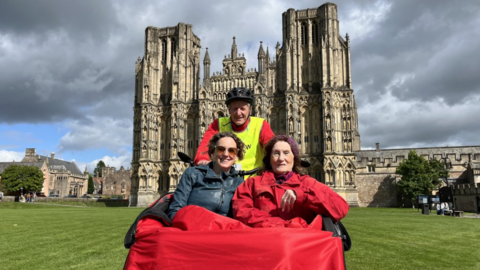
[{"xmin": 20, "ymin": 186, "xmax": 23, "ymax": 196}]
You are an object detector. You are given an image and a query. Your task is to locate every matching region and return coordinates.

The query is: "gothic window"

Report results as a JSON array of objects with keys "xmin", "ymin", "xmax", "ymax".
[
  {"xmin": 312, "ymin": 21, "xmax": 318, "ymax": 45},
  {"xmin": 301, "ymin": 22, "xmax": 307, "ymax": 46},
  {"xmin": 171, "ymin": 38, "xmax": 176, "ymax": 60},
  {"xmin": 368, "ymin": 165, "xmax": 376, "ymax": 173},
  {"xmin": 162, "ymin": 39, "xmax": 167, "ymax": 62}
]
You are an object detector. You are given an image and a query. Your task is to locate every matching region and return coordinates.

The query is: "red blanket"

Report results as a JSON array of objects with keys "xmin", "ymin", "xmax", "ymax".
[{"xmin": 125, "ymin": 206, "xmax": 345, "ymax": 270}]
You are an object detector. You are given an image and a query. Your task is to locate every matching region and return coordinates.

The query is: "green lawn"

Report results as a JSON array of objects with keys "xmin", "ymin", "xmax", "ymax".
[{"xmin": 0, "ymin": 203, "xmax": 478, "ymax": 270}]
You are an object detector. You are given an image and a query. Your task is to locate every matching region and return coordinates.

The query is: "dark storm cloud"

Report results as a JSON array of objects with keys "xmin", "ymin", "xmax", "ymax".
[
  {"xmin": 1, "ymin": 0, "xmax": 479, "ymax": 156},
  {"xmin": 0, "ymin": 0, "xmax": 131, "ymax": 124},
  {"xmin": 0, "ymin": 0, "xmax": 118, "ymax": 40},
  {"xmin": 351, "ymin": 0, "xmax": 480, "ymax": 105}
]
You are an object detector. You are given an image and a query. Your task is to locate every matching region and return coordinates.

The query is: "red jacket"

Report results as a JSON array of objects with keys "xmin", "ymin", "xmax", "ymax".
[
  {"xmin": 232, "ymin": 171, "xmax": 349, "ymax": 228},
  {"xmin": 194, "ymin": 117, "xmax": 274, "ymax": 165}
]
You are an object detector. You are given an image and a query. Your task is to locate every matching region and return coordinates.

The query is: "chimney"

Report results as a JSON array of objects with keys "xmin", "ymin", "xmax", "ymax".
[
  {"xmin": 25, "ymin": 148, "xmax": 36, "ymax": 157},
  {"xmin": 51, "ymin": 152, "xmax": 55, "ymax": 159},
  {"xmin": 375, "ymin": 143, "xmax": 380, "ymax": 151}
]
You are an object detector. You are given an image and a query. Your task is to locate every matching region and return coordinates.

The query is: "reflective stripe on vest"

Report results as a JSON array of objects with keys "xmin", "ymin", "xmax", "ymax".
[{"xmin": 218, "ymin": 117, "xmax": 264, "ymax": 174}]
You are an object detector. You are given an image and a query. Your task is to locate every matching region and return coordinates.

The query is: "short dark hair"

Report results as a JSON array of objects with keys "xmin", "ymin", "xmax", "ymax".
[
  {"xmin": 260, "ymin": 135, "xmax": 305, "ymax": 175},
  {"xmin": 207, "ymin": 132, "xmax": 245, "ymax": 161}
]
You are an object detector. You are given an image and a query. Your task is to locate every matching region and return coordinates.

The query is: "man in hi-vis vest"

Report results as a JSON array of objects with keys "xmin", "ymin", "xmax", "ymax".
[{"xmin": 194, "ymin": 87, "xmax": 275, "ymax": 173}]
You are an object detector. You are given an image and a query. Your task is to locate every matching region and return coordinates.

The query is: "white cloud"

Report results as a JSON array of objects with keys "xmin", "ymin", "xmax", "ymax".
[
  {"xmin": 58, "ymin": 116, "xmax": 132, "ymax": 155},
  {"xmin": 341, "ymin": 1, "xmax": 392, "ymax": 41},
  {"xmin": 78, "ymin": 153, "xmax": 132, "ymax": 174},
  {"xmin": 0, "ymin": 150, "xmax": 25, "ymax": 162}
]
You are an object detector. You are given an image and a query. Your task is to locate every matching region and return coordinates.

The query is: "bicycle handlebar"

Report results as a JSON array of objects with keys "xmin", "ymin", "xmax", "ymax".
[{"xmin": 238, "ymin": 168, "xmax": 260, "ymax": 177}]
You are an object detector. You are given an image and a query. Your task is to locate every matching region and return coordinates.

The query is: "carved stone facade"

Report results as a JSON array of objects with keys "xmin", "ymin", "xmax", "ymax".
[
  {"xmin": 129, "ymin": 3, "xmax": 480, "ymax": 211},
  {"xmin": 130, "ymin": 3, "xmax": 361, "ymax": 207}
]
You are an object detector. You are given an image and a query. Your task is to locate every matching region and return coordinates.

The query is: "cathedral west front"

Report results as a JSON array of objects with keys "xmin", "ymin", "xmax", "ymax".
[{"xmin": 130, "ymin": 3, "xmax": 480, "ymax": 211}]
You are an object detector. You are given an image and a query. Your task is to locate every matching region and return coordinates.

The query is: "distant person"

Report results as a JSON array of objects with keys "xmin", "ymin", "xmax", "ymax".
[
  {"xmin": 436, "ymin": 203, "xmax": 444, "ymax": 215},
  {"xmin": 26, "ymin": 193, "xmax": 31, "ymax": 203},
  {"xmin": 32, "ymin": 192, "xmax": 37, "ymax": 203},
  {"xmin": 444, "ymin": 202, "xmax": 451, "ymax": 215},
  {"xmin": 194, "ymin": 87, "xmax": 274, "ymax": 173},
  {"xmin": 0, "ymin": 191, "xmax": 3, "ymax": 202}
]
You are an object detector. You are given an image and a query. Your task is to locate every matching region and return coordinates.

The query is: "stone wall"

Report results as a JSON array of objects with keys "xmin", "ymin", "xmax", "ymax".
[
  {"xmin": 452, "ymin": 183, "xmax": 480, "ymax": 212},
  {"xmin": 356, "ymin": 173, "xmax": 398, "ymax": 207},
  {"xmin": 1, "ymin": 196, "xmax": 15, "ymax": 202}
]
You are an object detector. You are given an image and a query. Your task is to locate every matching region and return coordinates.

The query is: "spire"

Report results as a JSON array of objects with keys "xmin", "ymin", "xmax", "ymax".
[
  {"xmin": 258, "ymin": 41, "xmax": 266, "ymax": 74},
  {"xmin": 231, "ymin": 36, "xmax": 237, "ymax": 59},
  {"xmin": 257, "ymin": 41, "xmax": 265, "ymax": 59},
  {"xmin": 203, "ymin": 47, "xmax": 211, "ymax": 64},
  {"xmin": 84, "ymin": 166, "xmax": 88, "ymax": 174},
  {"xmin": 203, "ymin": 47, "xmax": 211, "ymax": 81},
  {"xmin": 266, "ymin": 46, "xmax": 270, "ymax": 62}
]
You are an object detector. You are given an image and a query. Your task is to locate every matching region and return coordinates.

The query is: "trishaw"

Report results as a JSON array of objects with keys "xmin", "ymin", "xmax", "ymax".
[{"xmin": 124, "ymin": 153, "xmax": 351, "ymax": 270}]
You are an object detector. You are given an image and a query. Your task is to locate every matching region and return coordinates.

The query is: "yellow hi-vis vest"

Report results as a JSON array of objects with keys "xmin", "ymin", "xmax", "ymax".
[{"xmin": 219, "ymin": 116, "xmax": 264, "ymax": 175}]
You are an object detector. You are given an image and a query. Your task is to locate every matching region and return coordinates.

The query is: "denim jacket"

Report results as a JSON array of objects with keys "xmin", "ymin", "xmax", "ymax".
[{"xmin": 168, "ymin": 162, "xmax": 244, "ymax": 220}]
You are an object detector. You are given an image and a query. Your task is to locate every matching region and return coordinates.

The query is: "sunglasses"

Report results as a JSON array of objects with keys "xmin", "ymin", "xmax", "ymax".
[{"xmin": 215, "ymin": 146, "xmax": 238, "ymax": 157}]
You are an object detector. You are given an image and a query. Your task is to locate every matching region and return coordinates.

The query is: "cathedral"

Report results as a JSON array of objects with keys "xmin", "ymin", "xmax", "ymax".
[{"xmin": 130, "ymin": 3, "xmax": 480, "ymax": 211}]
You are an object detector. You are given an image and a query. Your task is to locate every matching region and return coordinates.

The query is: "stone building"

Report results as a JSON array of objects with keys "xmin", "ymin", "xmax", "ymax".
[
  {"xmin": 130, "ymin": 3, "xmax": 359, "ymax": 207},
  {"xmin": 130, "ymin": 2, "xmax": 480, "ymax": 211},
  {"xmin": 93, "ymin": 166, "xmax": 131, "ymax": 198},
  {"xmin": 355, "ymin": 144, "xmax": 480, "ymax": 210},
  {"xmin": 0, "ymin": 148, "xmax": 88, "ymax": 197}
]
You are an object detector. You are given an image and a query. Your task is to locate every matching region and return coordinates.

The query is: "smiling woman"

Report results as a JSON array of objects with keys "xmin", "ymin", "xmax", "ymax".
[{"xmin": 167, "ymin": 132, "xmax": 245, "ymax": 220}]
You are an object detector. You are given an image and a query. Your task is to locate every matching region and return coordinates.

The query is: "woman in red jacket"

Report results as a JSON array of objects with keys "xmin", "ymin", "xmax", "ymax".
[{"xmin": 233, "ymin": 135, "xmax": 349, "ymax": 228}]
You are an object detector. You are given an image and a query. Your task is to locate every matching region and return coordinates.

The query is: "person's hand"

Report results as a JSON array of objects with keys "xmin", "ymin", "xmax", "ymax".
[
  {"xmin": 197, "ymin": 160, "xmax": 209, "ymax": 166},
  {"xmin": 281, "ymin": 190, "xmax": 296, "ymax": 212}
]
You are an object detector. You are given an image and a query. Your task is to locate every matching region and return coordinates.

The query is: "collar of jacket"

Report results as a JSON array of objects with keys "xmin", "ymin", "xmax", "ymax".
[
  {"xmin": 196, "ymin": 162, "xmax": 239, "ymax": 179},
  {"xmin": 230, "ymin": 116, "xmax": 251, "ymax": 132},
  {"xmin": 261, "ymin": 170, "xmax": 302, "ymax": 187}
]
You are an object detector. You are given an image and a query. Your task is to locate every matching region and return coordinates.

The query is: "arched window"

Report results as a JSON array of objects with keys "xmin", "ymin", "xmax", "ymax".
[
  {"xmin": 312, "ymin": 21, "xmax": 318, "ymax": 45},
  {"xmin": 162, "ymin": 39, "xmax": 167, "ymax": 62},
  {"xmin": 171, "ymin": 38, "xmax": 176, "ymax": 60},
  {"xmin": 301, "ymin": 22, "xmax": 307, "ymax": 46}
]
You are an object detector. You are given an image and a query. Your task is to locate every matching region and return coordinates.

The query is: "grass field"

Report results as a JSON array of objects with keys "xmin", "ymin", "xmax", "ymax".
[{"xmin": 1, "ymin": 203, "xmax": 479, "ymax": 270}]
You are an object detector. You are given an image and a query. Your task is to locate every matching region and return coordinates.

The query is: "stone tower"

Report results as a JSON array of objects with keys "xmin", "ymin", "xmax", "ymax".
[
  {"xmin": 131, "ymin": 23, "xmax": 202, "ymax": 207},
  {"xmin": 131, "ymin": 3, "xmax": 360, "ymax": 207},
  {"xmin": 273, "ymin": 3, "xmax": 360, "ymax": 203}
]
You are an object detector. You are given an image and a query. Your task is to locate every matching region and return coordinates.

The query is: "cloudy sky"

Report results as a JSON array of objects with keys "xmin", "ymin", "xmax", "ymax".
[{"xmin": 1, "ymin": 0, "xmax": 479, "ymax": 172}]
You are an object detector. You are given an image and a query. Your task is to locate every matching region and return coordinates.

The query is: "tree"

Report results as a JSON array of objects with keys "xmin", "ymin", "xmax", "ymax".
[
  {"xmin": 94, "ymin": 160, "xmax": 106, "ymax": 177},
  {"xmin": 0, "ymin": 182, "xmax": 7, "ymax": 193},
  {"xmin": 396, "ymin": 150, "xmax": 445, "ymax": 207},
  {"xmin": 1, "ymin": 165, "xmax": 44, "ymax": 192},
  {"xmin": 87, "ymin": 174, "xmax": 94, "ymax": 194}
]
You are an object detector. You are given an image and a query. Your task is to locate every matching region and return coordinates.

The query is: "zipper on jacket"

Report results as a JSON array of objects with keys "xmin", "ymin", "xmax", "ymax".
[{"xmin": 215, "ymin": 179, "xmax": 226, "ymax": 213}]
